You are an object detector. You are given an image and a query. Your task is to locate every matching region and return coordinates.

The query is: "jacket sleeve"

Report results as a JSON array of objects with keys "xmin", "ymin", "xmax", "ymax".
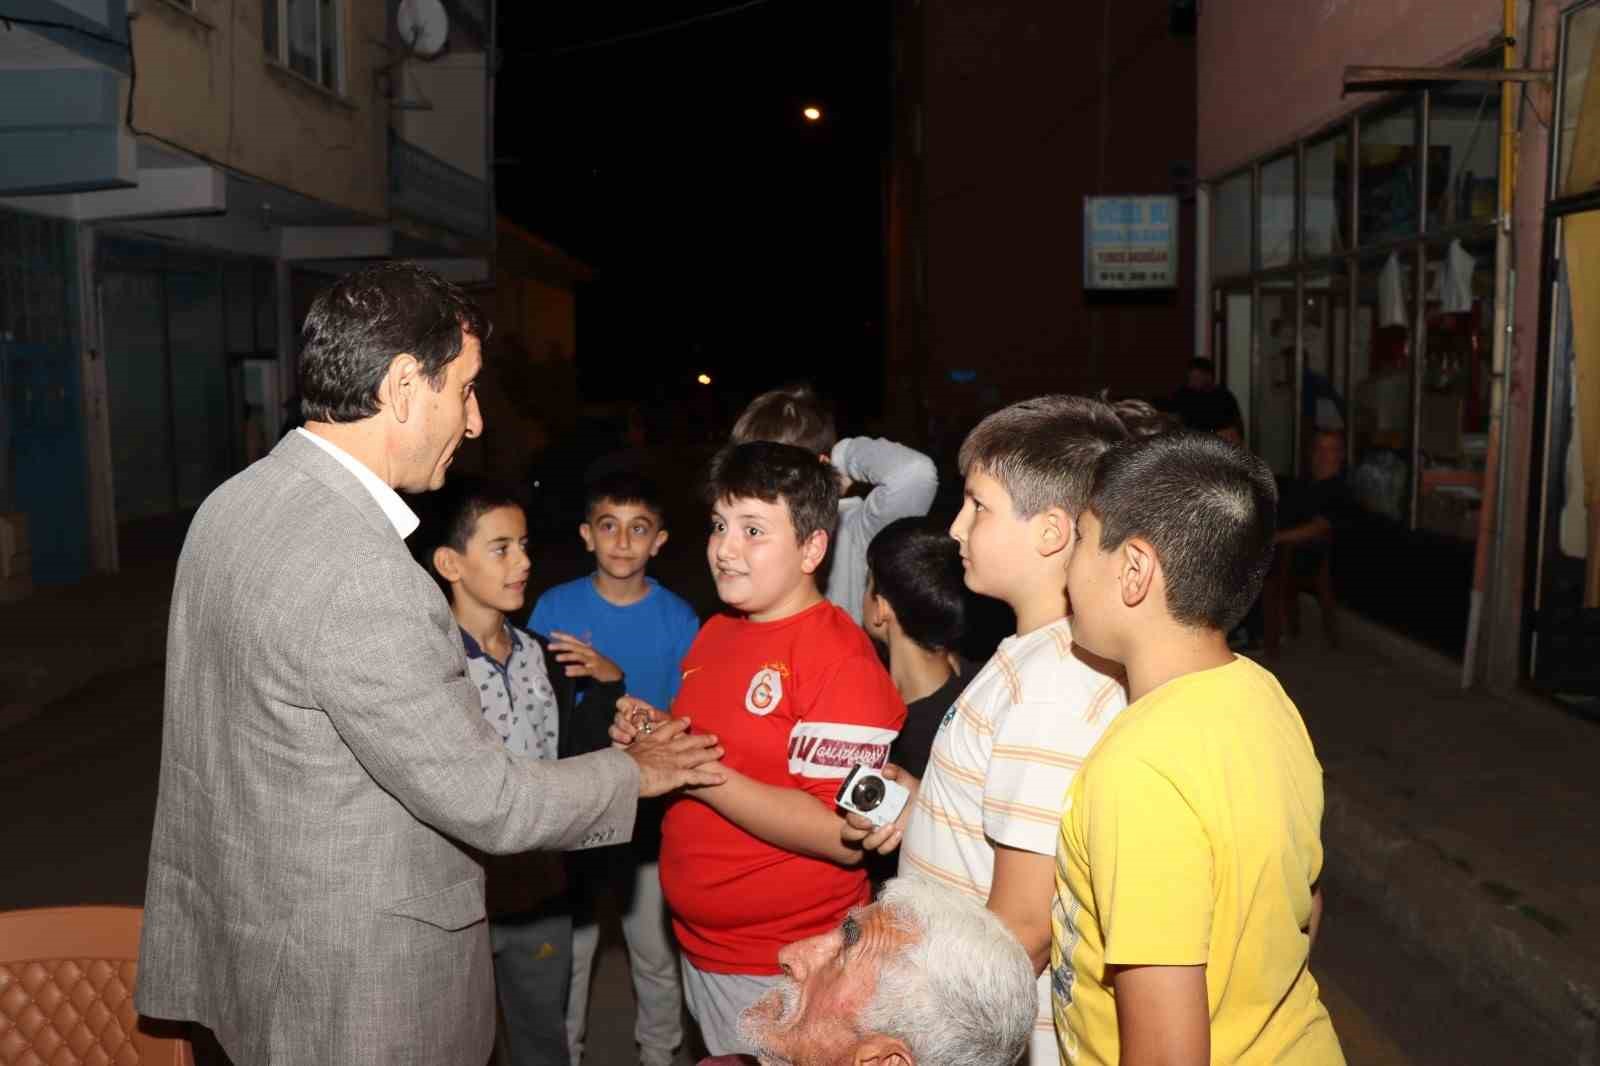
[
  {"xmin": 540, "ymin": 632, "xmax": 626, "ymax": 758},
  {"xmin": 831, "ymin": 436, "xmax": 939, "ymax": 544},
  {"xmin": 310, "ymin": 550, "xmax": 639, "ymax": 855}
]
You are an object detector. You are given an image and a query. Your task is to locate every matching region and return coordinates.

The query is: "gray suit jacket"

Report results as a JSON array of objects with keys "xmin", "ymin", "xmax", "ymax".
[{"xmin": 136, "ymin": 431, "xmax": 639, "ymax": 1065}]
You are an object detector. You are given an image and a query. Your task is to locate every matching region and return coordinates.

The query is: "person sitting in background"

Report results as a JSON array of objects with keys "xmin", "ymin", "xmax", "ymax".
[
  {"xmin": 1168, "ymin": 357, "xmax": 1243, "ymax": 434},
  {"xmin": 863, "ymin": 517, "xmax": 970, "ymax": 781},
  {"xmin": 728, "ymin": 877, "xmax": 1037, "ymax": 1066},
  {"xmin": 731, "ymin": 384, "xmax": 938, "ymax": 625}
]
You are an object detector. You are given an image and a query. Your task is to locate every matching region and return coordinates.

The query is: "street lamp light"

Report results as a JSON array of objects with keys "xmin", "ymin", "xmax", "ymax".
[
  {"xmin": 802, "ymin": 106, "xmax": 822, "ymax": 122},
  {"xmin": 697, "ymin": 373, "xmax": 713, "ymax": 385}
]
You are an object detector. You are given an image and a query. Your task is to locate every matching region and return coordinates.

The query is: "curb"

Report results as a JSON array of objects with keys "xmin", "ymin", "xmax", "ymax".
[{"xmin": 1321, "ymin": 785, "xmax": 1600, "ymax": 1064}]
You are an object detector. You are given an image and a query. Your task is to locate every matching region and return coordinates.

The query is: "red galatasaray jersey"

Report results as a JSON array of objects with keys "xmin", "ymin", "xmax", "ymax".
[{"xmin": 660, "ymin": 599, "xmax": 906, "ymax": 974}]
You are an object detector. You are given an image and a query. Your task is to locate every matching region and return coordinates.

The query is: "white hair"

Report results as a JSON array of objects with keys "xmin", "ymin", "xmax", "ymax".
[{"xmin": 858, "ymin": 877, "xmax": 1037, "ymax": 1066}]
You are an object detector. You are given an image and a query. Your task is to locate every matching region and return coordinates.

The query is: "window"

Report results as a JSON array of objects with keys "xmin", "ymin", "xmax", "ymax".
[
  {"xmin": 1259, "ymin": 154, "xmax": 1297, "ymax": 269},
  {"xmin": 1428, "ymin": 79, "xmax": 1501, "ymax": 231},
  {"xmin": 1304, "ymin": 130, "xmax": 1350, "ymax": 259},
  {"xmin": 264, "ymin": 0, "xmax": 342, "ymax": 93},
  {"xmin": 1213, "ymin": 170, "xmax": 1252, "ymax": 278},
  {"xmin": 1358, "ymin": 103, "xmax": 1421, "ymax": 244}
]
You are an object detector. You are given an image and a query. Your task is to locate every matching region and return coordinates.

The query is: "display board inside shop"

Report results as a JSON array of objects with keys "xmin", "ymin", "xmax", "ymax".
[{"xmin": 1083, "ymin": 196, "xmax": 1179, "ymax": 290}]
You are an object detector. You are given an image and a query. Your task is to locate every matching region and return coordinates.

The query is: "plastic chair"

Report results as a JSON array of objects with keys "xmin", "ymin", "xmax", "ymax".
[{"xmin": 0, "ymin": 905, "xmax": 194, "ymax": 1066}]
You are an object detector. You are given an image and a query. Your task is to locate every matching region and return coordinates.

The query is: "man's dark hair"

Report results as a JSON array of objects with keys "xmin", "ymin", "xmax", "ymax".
[
  {"xmin": 299, "ymin": 262, "xmax": 490, "ymax": 424},
  {"xmin": 957, "ymin": 394, "xmax": 1142, "ymax": 518},
  {"xmin": 1090, "ymin": 432, "xmax": 1278, "ymax": 632},
  {"xmin": 585, "ymin": 471, "xmax": 666, "ymax": 526},
  {"xmin": 729, "ymin": 384, "xmax": 838, "ymax": 457},
  {"xmin": 704, "ymin": 441, "xmax": 838, "ymax": 545},
  {"xmin": 866, "ymin": 517, "xmax": 965, "ymax": 652}
]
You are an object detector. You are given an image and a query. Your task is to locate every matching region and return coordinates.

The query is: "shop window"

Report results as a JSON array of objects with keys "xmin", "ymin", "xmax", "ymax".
[
  {"xmin": 264, "ymin": 0, "xmax": 343, "ymax": 93},
  {"xmin": 1416, "ymin": 235, "xmax": 1494, "ymax": 542},
  {"xmin": 1221, "ymin": 290, "xmax": 1253, "ymax": 433},
  {"xmin": 1560, "ymin": 3, "xmax": 1600, "ymax": 196},
  {"xmin": 1213, "ymin": 170, "xmax": 1251, "ymax": 279},
  {"xmin": 1427, "ymin": 80, "xmax": 1501, "ymax": 230},
  {"xmin": 1350, "ymin": 250, "xmax": 1415, "ymax": 524},
  {"xmin": 1358, "ymin": 103, "xmax": 1422, "ymax": 244},
  {"xmin": 1259, "ymin": 154, "xmax": 1296, "ymax": 269},
  {"xmin": 1304, "ymin": 130, "xmax": 1350, "ymax": 260},
  {"xmin": 1255, "ymin": 281, "xmax": 1298, "ymax": 476},
  {"xmin": 1302, "ymin": 269, "xmax": 1352, "ymax": 462}
]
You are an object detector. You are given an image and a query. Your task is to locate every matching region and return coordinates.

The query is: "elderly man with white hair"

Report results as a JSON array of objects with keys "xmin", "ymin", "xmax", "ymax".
[{"xmin": 720, "ymin": 877, "xmax": 1036, "ymax": 1066}]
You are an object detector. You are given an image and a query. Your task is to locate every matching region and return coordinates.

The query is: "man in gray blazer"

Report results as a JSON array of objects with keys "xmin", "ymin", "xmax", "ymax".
[{"xmin": 136, "ymin": 263, "xmax": 724, "ymax": 1066}]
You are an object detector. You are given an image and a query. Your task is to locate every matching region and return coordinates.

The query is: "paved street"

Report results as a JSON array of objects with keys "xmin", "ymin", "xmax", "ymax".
[{"xmin": 0, "ymin": 659, "xmax": 1570, "ymax": 1065}]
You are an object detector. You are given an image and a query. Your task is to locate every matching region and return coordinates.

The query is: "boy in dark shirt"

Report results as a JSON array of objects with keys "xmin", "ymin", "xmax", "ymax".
[{"xmin": 863, "ymin": 516, "xmax": 970, "ymax": 780}]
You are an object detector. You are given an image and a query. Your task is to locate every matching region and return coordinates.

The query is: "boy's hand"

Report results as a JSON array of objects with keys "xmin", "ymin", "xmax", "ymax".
[
  {"xmin": 549, "ymin": 631, "xmax": 623, "ymax": 683},
  {"xmin": 611, "ymin": 695, "xmax": 671, "ymax": 748},
  {"xmin": 625, "ymin": 717, "xmax": 726, "ymax": 796},
  {"xmin": 840, "ymin": 763, "xmax": 920, "ymax": 854}
]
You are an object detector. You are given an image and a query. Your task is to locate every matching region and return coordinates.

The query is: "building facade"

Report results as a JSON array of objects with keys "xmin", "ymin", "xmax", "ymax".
[
  {"xmin": 0, "ymin": 0, "xmax": 496, "ymax": 584},
  {"xmin": 884, "ymin": 0, "xmax": 1198, "ymax": 452},
  {"xmin": 1198, "ymin": 0, "xmax": 1600, "ymax": 701}
]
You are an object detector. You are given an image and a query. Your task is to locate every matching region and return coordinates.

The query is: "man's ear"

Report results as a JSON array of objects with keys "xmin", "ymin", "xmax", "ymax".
[
  {"xmin": 853, "ymin": 1034, "xmax": 914, "ymax": 1066},
  {"xmin": 578, "ymin": 523, "xmax": 596, "ymax": 552},
  {"xmin": 1118, "ymin": 537, "xmax": 1157, "ymax": 609},
  {"xmin": 648, "ymin": 528, "xmax": 669, "ymax": 557},
  {"xmin": 1035, "ymin": 506, "xmax": 1072, "ymax": 559},
  {"xmin": 385, "ymin": 353, "xmax": 422, "ymax": 424},
  {"xmin": 799, "ymin": 528, "xmax": 830, "ymax": 575},
  {"xmin": 432, "ymin": 545, "xmax": 462, "ymax": 584}
]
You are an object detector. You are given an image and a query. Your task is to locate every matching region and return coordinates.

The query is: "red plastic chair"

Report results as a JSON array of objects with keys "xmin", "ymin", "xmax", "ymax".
[{"xmin": 0, "ymin": 905, "xmax": 194, "ymax": 1066}]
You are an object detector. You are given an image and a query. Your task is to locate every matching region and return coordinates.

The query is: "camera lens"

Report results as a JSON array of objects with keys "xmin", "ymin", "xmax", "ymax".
[{"xmin": 851, "ymin": 775, "xmax": 885, "ymax": 811}]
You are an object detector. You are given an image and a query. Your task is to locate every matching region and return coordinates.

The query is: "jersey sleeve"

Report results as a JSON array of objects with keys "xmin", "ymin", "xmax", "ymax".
[
  {"xmin": 784, "ymin": 653, "xmax": 906, "ymax": 805},
  {"xmin": 1085, "ymin": 755, "xmax": 1212, "ymax": 967}
]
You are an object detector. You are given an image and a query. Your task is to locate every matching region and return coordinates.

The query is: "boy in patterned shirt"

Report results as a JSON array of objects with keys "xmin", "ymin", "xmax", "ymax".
[
  {"xmin": 610, "ymin": 442, "xmax": 905, "ymax": 1058},
  {"xmin": 849, "ymin": 395, "xmax": 1162, "ymax": 1065},
  {"xmin": 428, "ymin": 480, "xmax": 624, "ymax": 1066}
]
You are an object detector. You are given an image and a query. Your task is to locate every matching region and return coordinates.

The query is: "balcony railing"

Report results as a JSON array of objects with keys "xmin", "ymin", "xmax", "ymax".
[{"xmin": 389, "ymin": 132, "xmax": 490, "ymax": 240}]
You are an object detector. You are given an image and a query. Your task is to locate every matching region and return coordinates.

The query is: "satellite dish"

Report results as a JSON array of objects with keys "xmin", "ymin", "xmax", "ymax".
[{"xmin": 397, "ymin": 0, "xmax": 449, "ymax": 58}]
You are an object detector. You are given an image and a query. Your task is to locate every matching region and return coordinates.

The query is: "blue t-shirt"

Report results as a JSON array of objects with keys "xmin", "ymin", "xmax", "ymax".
[{"xmin": 529, "ymin": 575, "xmax": 701, "ymax": 712}]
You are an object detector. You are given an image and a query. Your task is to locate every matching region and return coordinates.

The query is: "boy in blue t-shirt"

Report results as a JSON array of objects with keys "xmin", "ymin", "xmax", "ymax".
[{"xmin": 530, "ymin": 471, "xmax": 701, "ymax": 1066}]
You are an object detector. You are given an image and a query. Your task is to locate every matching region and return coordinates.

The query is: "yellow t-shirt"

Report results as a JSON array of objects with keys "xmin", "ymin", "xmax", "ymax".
[{"xmin": 1051, "ymin": 655, "xmax": 1345, "ymax": 1065}]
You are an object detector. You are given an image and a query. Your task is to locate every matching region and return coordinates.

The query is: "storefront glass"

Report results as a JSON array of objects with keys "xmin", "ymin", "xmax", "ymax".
[
  {"xmin": 1427, "ymin": 79, "xmax": 1502, "ymax": 231},
  {"xmin": 1256, "ymin": 279, "xmax": 1298, "ymax": 476},
  {"xmin": 1259, "ymin": 154, "xmax": 1297, "ymax": 270},
  {"xmin": 1214, "ymin": 170, "xmax": 1252, "ymax": 278},
  {"xmin": 1304, "ymin": 131, "xmax": 1350, "ymax": 259}
]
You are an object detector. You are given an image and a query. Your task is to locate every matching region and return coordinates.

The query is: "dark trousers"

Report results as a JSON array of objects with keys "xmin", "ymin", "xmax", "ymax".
[{"xmin": 490, "ymin": 907, "xmax": 574, "ymax": 1066}]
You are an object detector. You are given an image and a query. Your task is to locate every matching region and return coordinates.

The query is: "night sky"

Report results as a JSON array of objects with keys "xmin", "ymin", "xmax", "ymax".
[{"xmin": 494, "ymin": 1, "xmax": 892, "ymax": 418}]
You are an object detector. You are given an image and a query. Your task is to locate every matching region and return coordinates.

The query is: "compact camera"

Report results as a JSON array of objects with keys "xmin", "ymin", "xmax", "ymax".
[{"xmin": 835, "ymin": 763, "xmax": 910, "ymax": 828}]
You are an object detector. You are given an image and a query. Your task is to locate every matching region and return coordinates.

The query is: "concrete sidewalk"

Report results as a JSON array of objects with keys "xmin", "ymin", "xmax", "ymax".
[
  {"xmin": 0, "ymin": 562, "xmax": 173, "ymax": 732},
  {"xmin": 1266, "ymin": 610, "xmax": 1600, "ymax": 1064}
]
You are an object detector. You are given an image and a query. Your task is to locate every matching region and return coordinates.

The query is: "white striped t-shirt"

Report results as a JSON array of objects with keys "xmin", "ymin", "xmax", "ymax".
[{"xmin": 899, "ymin": 615, "xmax": 1126, "ymax": 1064}]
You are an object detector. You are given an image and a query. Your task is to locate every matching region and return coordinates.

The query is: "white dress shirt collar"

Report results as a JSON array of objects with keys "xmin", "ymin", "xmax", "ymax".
[{"xmin": 296, "ymin": 427, "xmax": 420, "ymax": 539}]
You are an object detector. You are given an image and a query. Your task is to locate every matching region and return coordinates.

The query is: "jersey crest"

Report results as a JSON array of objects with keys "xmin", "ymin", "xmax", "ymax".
[{"xmin": 745, "ymin": 664, "xmax": 787, "ymax": 716}]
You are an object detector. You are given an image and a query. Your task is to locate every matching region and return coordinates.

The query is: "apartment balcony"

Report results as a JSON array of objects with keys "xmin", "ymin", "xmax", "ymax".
[{"xmin": 389, "ymin": 130, "xmax": 490, "ymax": 243}]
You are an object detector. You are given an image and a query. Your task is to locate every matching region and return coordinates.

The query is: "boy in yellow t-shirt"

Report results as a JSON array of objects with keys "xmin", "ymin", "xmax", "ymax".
[{"xmin": 1053, "ymin": 432, "xmax": 1344, "ymax": 1066}]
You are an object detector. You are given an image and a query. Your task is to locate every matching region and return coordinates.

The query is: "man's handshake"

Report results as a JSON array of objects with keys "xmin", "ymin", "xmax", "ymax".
[{"xmin": 615, "ymin": 696, "xmax": 725, "ymax": 797}]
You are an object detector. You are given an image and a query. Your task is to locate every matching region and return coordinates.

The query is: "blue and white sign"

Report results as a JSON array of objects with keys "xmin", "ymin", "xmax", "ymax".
[{"xmin": 1083, "ymin": 196, "xmax": 1179, "ymax": 290}]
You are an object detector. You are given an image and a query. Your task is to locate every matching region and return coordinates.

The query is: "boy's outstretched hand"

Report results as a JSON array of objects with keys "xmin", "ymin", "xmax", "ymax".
[
  {"xmin": 625, "ymin": 717, "xmax": 726, "ymax": 796},
  {"xmin": 611, "ymin": 695, "xmax": 672, "ymax": 747},
  {"xmin": 840, "ymin": 763, "xmax": 920, "ymax": 855},
  {"xmin": 549, "ymin": 631, "xmax": 623, "ymax": 682}
]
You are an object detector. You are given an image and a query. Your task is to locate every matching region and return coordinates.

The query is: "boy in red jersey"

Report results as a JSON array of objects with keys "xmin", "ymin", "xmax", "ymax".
[{"xmin": 611, "ymin": 441, "xmax": 906, "ymax": 1057}]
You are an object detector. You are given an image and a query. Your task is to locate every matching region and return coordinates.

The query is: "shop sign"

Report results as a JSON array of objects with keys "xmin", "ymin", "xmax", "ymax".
[{"xmin": 1083, "ymin": 196, "xmax": 1178, "ymax": 290}]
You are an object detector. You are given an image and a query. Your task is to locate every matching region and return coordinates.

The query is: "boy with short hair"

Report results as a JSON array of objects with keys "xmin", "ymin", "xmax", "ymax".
[
  {"xmin": 873, "ymin": 395, "xmax": 1141, "ymax": 1065},
  {"xmin": 427, "ymin": 480, "xmax": 625, "ymax": 1066},
  {"xmin": 529, "ymin": 472, "xmax": 701, "ymax": 1066},
  {"xmin": 862, "ymin": 515, "xmax": 969, "ymax": 780},
  {"xmin": 612, "ymin": 441, "xmax": 906, "ymax": 1057},
  {"xmin": 731, "ymin": 384, "xmax": 938, "ymax": 625},
  {"xmin": 1054, "ymin": 432, "xmax": 1343, "ymax": 1065}
]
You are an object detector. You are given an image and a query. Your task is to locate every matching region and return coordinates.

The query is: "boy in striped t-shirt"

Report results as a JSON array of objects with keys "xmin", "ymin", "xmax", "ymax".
[{"xmin": 849, "ymin": 395, "xmax": 1160, "ymax": 1065}]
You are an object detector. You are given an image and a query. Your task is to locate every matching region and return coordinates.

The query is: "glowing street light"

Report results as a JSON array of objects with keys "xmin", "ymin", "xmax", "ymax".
[
  {"xmin": 802, "ymin": 106, "xmax": 822, "ymax": 122},
  {"xmin": 697, "ymin": 373, "xmax": 713, "ymax": 385}
]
